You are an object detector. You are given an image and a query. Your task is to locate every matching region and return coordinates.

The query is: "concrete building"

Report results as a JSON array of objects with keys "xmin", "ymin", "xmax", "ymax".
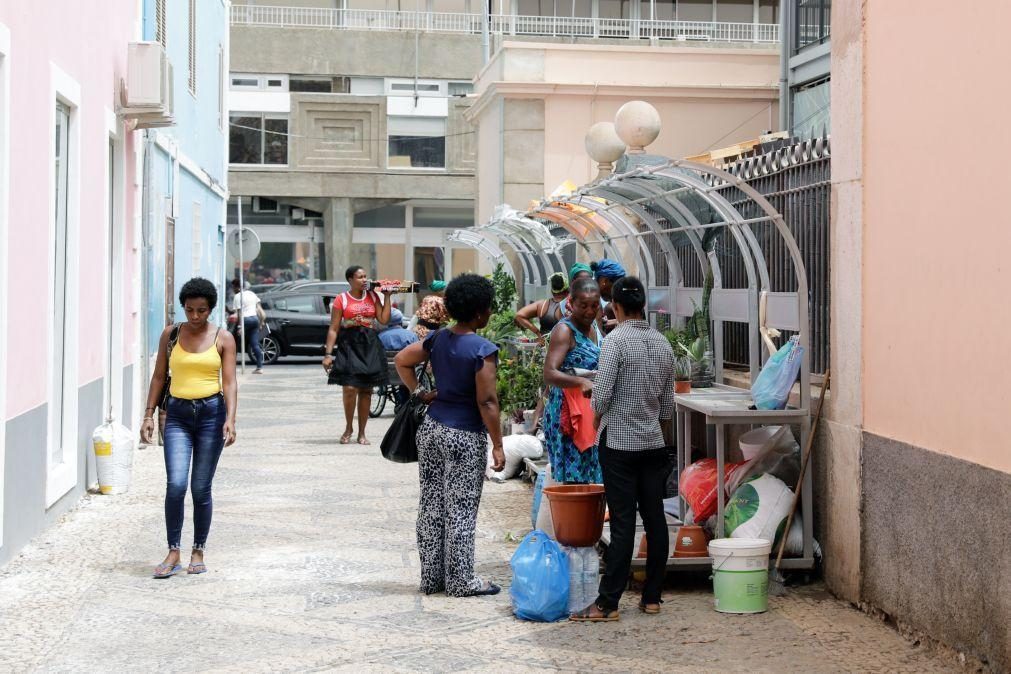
[
  {"xmin": 469, "ymin": 41, "xmax": 781, "ymax": 227},
  {"xmin": 228, "ymin": 0, "xmax": 780, "ymax": 311},
  {"xmin": 779, "ymin": 0, "xmax": 829, "ymax": 138},
  {"xmin": 140, "ymin": 0, "xmax": 230, "ymax": 366},
  {"xmin": 826, "ymin": 1, "xmax": 1009, "ymax": 669},
  {"xmin": 0, "ymin": 2, "xmax": 141, "ymax": 565}
]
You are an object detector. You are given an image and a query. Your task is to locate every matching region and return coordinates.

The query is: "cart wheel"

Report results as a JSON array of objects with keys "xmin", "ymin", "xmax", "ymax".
[
  {"xmin": 418, "ymin": 367, "xmax": 434, "ymax": 392},
  {"xmin": 369, "ymin": 386, "xmax": 387, "ymax": 418}
]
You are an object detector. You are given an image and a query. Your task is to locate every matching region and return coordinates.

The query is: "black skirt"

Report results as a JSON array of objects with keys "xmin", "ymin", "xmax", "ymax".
[{"xmin": 328, "ymin": 326, "xmax": 389, "ymax": 388}]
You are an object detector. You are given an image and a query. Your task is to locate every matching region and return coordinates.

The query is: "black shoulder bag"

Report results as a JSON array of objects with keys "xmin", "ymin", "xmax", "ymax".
[{"xmin": 379, "ymin": 330, "xmax": 439, "ymax": 463}]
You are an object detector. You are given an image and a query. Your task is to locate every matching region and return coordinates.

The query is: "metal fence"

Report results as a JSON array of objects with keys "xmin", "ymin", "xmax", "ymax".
[
  {"xmin": 712, "ymin": 136, "xmax": 831, "ymax": 375},
  {"xmin": 230, "ymin": 5, "xmax": 779, "ymax": 43}
]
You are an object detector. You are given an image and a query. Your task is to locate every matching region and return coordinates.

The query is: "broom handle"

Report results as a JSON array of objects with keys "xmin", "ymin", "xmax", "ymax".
[{"xmin": 774, "ymin": 369, "xmax": 831, "ymax": 570}]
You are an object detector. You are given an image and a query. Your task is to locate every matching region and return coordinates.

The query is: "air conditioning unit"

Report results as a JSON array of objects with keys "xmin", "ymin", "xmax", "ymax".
[{"xmin": 119, "ymin": 42, "xmax": 175, "ymax": 128}]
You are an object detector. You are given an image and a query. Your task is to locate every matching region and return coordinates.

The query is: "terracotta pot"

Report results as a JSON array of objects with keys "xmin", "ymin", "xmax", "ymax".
[
  {"xmin": 675, "ymin": 380, "xmax": 692, "ymax": 394},
  {"xmin": 543, "ymin": 484, "xmax": 606, "ymax": 547},
  {"xmin": 672, "ymin": 524, "xmax": 709, "ymax": 558},
  {"xmin": 637, "ymin": 533, "xmax": 648, "ymax": 558}
]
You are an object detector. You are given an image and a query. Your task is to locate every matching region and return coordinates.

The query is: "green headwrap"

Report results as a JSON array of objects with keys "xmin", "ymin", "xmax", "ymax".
[
  {"xmin": 569, "ymin": 262, "xmax": 593, "ymax": 281},
  {"xmin": 429, "ymin": 280, "xmax": 447, "ymax": 292}
]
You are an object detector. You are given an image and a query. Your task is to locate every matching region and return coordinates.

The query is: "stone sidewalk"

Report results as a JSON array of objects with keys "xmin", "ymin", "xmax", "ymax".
[{"xmin": 0, "ymin": 365, "xmax": 961, "ymax": 672}]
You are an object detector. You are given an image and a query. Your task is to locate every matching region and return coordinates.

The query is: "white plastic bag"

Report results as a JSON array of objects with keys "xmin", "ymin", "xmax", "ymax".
[{"xmin": 487, "ymin": 434, "xmax": 544, "ymax": 481}]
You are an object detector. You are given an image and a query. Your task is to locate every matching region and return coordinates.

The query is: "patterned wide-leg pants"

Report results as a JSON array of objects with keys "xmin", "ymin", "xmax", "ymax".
[{"xmin": 415, "ymin": 416, "xmax": 488, "ymax": 596}]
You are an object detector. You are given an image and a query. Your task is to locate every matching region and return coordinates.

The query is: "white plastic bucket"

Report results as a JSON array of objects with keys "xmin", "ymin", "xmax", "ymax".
[
  {"xmin": 92, "ymin": 422, "xmax": 135, "ymax": 495},
  {"xmin": 708, "ymin": 538, "xmax": 772, "ymax": 614},
  {"xmin": 738, "ymin": 425, "xmax": 782, "ymax": 461}
]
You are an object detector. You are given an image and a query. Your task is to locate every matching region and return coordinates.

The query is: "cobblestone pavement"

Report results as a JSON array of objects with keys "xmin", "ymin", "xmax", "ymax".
[{"xmin": 0, "ymin": 365, "xmax": 962, "ymax": 673}]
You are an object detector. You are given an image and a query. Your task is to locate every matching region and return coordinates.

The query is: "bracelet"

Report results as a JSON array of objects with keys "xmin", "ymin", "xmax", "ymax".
[{"xmin": 143, "ymin": 416, "xmax": 154, "ymax": 421}]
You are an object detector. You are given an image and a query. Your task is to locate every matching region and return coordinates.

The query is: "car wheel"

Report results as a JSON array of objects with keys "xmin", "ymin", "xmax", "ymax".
[
  {"xmin": 258, "ymin": 335, "xmax": 281, "ymax": 365},
  {"xmin": 369, "ymin": 386, "xmax": 387, "ymax": 418}
]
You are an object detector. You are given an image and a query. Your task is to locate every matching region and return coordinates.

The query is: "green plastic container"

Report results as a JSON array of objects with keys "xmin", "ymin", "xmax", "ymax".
[{"xmin": 708, "ymin": 538, "xmax": 773, "ymax": 614}]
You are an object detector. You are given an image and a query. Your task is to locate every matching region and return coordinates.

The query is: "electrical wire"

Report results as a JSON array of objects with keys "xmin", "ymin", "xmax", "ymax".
[{"xmin": 228, "ymin": 120, "xmax": 475, "ymax": 144}]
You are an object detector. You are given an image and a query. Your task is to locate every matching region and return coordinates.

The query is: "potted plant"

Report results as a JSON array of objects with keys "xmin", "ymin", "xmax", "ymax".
[
  {"xmin": 674, "ymin": 355, "xmax": 692, "ymax": 394},
  {"xmin": 678, "ymin": 337, "xmax": 711, "ymax": 388}
]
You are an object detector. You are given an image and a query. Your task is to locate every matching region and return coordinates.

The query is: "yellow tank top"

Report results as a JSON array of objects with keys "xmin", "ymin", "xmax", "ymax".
[{"xmin": 169, "ymin": 332, "xmax": 222, "ymax": 400}]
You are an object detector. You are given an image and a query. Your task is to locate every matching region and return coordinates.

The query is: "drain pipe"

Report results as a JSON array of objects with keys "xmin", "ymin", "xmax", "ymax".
[
  {"xmin": 778, "ymin": 0, "xmax": 789, "ymax": 133},
  {"xmin": 140, "ymin": 131, "xmax": 155, "ymax": 401},
  {"xmin": 481, "ymin": 0, "xmax": 490, "ymax": 64}
]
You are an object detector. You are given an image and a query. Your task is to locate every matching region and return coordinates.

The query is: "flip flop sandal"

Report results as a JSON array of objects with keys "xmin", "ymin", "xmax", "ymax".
[
  {"xmin": 357, "ymin": 437, "xmax": 371, "ymax": 446},
  {"xmin": 187, "ymin": 562, "xmax": 208, "ymax": 575},
  {"xmin": 470, "ymin": 582, "xmax": 501, "ymax": 597},
  {"xmin": 569, "ymin": 605, "xmax": 620, "ymax": 622},
  {"xmin": 339, "ymin": 432, "xmax": 353, "ymax": 444},
  {"xmin": 153, "ymin": 563, "xmax": 183, "ymax": 579},
  {"xmin": 638, "ymin": 600, "xmax": 662, "ymax": 614}
]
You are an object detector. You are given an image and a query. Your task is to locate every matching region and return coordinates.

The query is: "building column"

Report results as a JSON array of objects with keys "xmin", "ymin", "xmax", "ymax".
[{"xmin": 323, "ymin": 197, "xmax": 353, "ymax": 281}]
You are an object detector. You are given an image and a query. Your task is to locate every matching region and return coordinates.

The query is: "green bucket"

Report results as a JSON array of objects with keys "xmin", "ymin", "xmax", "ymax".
[{"xmin": 708, "ymin": 538, "xmax": 773, "ymax": 614}]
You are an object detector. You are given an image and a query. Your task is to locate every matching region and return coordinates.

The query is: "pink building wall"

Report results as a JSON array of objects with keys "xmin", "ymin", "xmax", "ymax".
[
  {"xmin": 861, "ymin": 1, "xmax": 1011, "ymax": 474},
  {"xmin": 0, "ymin": 1, "xmax": 138, "ymax": 420}
]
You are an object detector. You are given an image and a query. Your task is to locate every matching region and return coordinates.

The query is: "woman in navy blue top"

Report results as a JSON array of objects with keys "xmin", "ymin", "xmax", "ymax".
[{"xmin": 395, "ymin": 274, "xmax": 506, "ymax": 597}]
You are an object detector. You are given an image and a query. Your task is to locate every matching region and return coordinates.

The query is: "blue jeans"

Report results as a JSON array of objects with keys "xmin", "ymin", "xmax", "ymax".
[
  {"xmin": 163, "ymin": 393, "xmax": 226, "ymax": 550},
  {"xmin": 243, "ymin": 316, "xmax": 263, "ymax": 369}
]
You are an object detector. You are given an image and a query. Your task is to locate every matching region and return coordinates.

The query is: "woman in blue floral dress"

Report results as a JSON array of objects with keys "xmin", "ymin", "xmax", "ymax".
[{"xmin": 542, "ymin": 279, "xmax": 603, "ymax": 484}]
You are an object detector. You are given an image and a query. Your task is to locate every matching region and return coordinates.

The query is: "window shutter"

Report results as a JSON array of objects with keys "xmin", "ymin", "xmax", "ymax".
[
  {"xmin": 188, "ymin": 0, "xmax": 196, "ymax": 95},
  {"xmin": 155, "ymin": 0, "xmax": 166, "ymax": 46}
]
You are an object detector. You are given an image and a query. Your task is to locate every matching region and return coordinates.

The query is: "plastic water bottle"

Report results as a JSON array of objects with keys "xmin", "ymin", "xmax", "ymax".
[
  {"xmin": 564, "ymin": 546, "xmax": 584, "ymax": 613},
  {"xmin": 581, "ymin": 547, "xmax": 600, "ymax": 607}
]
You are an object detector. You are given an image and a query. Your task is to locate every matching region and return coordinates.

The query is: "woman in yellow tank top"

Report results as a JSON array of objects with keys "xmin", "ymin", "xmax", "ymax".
[{"xmin": 141, "ymin": 278, "xmax": 238, "ymax": 579}]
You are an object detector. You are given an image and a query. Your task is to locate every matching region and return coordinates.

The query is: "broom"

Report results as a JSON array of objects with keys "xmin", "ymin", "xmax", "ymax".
[{"xmin": 768, "ymin": 368, "xmax": 830, "ymax": 596}]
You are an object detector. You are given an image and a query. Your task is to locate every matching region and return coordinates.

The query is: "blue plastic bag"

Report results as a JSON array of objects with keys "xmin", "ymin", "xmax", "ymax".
[
  {"xmin": 509, "ymin": 530, "xmax": 570, "ymax": 622},
  {"xmin": 752, "ymin": 336, "xmax": 805, "ymax": 410},
  {"xmin": 531, "ymin": 471, "xmax": 546, "ymax": 528}
]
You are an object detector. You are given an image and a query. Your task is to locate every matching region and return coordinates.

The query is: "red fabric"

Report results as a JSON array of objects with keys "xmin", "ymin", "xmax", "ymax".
[
  {"xmin": 335, "ymin": 291, "xmax": 380, "ymax": 327},
  {"xmin": 562, "ymin": 387, "xmax": 596, "ymax": 452}
]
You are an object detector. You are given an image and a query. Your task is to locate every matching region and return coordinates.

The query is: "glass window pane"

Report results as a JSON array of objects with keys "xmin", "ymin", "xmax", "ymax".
[
  {"xmin": 230, "ymin": 115, "xmax": 262, "ymax": 164},
  {"xmin": 289, "ymin": 78, "xmax": 333, "ymax": 93},
  {"xmin": 250, "ymin": 242, "xmax": 295, "ymax": 284},
  {"xmin": 388, "ymin": 136, "xmax": 445, "ymax": 168},
  {"xmin": 413, "ymin": 206, "xmax": 474, "ymax": 228},
  {"xmin": 282, "ymin": 295, "xmax": 317, "ymax": 313},
  {"xmin": 355, "ymin": 204, "xmax": 406, "ymax": 228},
  {"xmin": 264, "ymin": 118, "xmax": 288, "ymax": 164},
  {"xmin": 413, "ymin": 247, "xmax": 445, "ymax": 290}
]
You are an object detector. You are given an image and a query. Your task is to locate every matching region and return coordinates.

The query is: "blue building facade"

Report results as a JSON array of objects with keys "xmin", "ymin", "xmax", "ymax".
[{"xmin": 141, "ymin": 0, "xmax": 228, "ymax": 366}]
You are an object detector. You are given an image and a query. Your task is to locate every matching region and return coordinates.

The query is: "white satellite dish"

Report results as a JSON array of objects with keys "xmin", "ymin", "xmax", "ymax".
[{"xmin": 227, "ymin": 228, "xmax": 261, "ymax": 262}]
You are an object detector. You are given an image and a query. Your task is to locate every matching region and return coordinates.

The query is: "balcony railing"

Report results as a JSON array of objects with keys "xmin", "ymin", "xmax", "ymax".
[{"xmin": 230, "ymin": 5, "xmax": 779, "ymax": 43}]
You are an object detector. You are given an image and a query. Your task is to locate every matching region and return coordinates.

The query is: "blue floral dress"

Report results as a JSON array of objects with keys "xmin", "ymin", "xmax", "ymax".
[{"xmin": 543, "ymin": 318, "xmax": 603, "ymax": 484}]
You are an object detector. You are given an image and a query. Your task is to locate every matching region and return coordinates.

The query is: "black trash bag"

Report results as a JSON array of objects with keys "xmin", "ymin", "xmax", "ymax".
[{"xmin": 379, "ymin": 396, "xmax": 428, "ymax": 463}]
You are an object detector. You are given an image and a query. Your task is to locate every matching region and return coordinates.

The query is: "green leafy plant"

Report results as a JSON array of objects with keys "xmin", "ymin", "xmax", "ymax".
[
  {"xmin": 674, "ymin": 355, "xmax": 692, "ymax": 382},
  {"xmin": 678, "ymin": 337, "xmax": 707, "ymax": 363},
  {"xmin": 496, "ymin": 348, "xmax": 543, "ymax": 420},
  {"xmin": 480, "ymin": 310, "xmax": 519, "ymax": 346},
  {"xmin": 663, "ymin": 328, "xmax": 693, "ymax": 355},
  {"xmin": 489, "ymin": 262, "xmax": 517, "ymax": 315}
]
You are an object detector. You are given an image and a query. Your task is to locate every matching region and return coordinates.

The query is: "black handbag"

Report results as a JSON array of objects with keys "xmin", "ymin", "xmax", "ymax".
[
  {"xmin": 379, "ymin": 333, "xmax": 438, "ymax": 463},
  {"xmin": 379, "ymin": 394, "xmax": 428, "ymax": 463}
]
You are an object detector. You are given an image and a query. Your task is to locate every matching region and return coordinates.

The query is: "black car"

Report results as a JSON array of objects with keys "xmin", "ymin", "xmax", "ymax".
[{"xmin": 253, "ymin": 284, "xmax": 350, "ymax": 363}]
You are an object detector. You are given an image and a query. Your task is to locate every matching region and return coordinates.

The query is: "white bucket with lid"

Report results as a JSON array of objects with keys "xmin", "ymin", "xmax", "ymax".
[{"xmin": 708, "ymin": 537, "xmax": 773, "ymax": 614}]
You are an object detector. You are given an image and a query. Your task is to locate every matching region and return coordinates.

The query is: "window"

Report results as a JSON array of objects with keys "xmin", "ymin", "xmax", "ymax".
[
  {"xmin": 52, "ymin": 101, "xmax": 70, "ymax": 466},
  {"xmin": 289, "ymin": 76, "xmax": 351, "ymax": 93},
  {"xmin": 188, "ymin": 0, "xmax": 196, "ymax": 95},
  {"xmin": 253, "ymin": 197, "xmax": 279, "ymax": 213},
  {"xmin": 289, "ymin": 78, "xmax": 333, "ymax": 93},
  {"xmin": 229, "ymin": 114, "xmax": 288, "ymax": 165},
  {"xmin": 391, "ymin": 82, "xmax": 441, "ymax": 93},
  {"xmin": 386, "ymin": 79, "xmax": 444, "ymax": 97},
  {"xmin": 231, "ymin": 76, "xmax": 259, "ymax": 88},
  {"xmin": 795, "ymin": 0, "xmax": 831, "ymax": 52},
  {"xmin": 155, "ymin": 0, "xmax": 167, "ymax": 46},
  {"xmin": 275, "ymin": 295, "xmax": 317, "ymax": 313},
  {"xmin": 218, "ymin": 46, "xmax": 224, "ymax": 130},
  {"xmin": 266, "ymin": 78, "xmax": 284, "ymax": 88},
  {"xmin": 448, "ymin": 82, "xmax": 474, "ymax": 96},
  {"xmin": 388, "ymin": 116, "xmax": 446, "ymax": 169}
]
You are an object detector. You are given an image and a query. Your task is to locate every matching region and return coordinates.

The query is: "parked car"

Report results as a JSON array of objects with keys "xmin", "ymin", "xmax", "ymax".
[{"xmin": 252, "ymin": 284, "xmax": 351, "ymax": 364}]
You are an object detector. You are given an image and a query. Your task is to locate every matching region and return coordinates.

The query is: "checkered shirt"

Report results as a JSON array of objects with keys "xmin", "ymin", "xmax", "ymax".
[{"xmin": 592, "ymin": 319, "xmax": 676, "ymax": 451}]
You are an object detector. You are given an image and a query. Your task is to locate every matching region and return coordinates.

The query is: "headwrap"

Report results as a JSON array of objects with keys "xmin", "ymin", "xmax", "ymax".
[
  {"xmin": 591, "ymin": 258, "xmax": 627, "ymax": 280},
  {"xmin": 429, "ymin": 280, "xmax": 447, "ymax": 292},
  {"xmin": 549, "ymin": 272, "xmax": 569, "ymax": 294},
  {"xmin": 569, "ymin": 262, "xmax": 593, "ymax": 280},
  {"xmin": 385, "ymin": 308, "xmax": 405, "ymax": 329}
]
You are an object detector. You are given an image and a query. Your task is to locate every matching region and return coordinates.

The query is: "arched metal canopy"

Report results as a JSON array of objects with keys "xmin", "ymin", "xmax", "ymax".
[{"xmin": 465, "ymin": 157, "xmax": 811, "ymax": 409}]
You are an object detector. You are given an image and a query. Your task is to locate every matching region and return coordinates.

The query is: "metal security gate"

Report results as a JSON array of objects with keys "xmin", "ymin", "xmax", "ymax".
[{"xmin": 715, "ymin": 137, "xmax": 831, "ymax": 375}]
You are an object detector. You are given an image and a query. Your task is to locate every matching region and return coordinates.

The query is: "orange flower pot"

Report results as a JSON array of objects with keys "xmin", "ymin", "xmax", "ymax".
[
  {"xmin": 543, "ymin": 484, "xmax": 606, "ymax": 547},
  {"xmin": 675, "ymin": 380, "xmax": 692, "ymax": 394},
  {"xmin": 672, "ymin": 525, "xmax": 709, "ymax": 558}
]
